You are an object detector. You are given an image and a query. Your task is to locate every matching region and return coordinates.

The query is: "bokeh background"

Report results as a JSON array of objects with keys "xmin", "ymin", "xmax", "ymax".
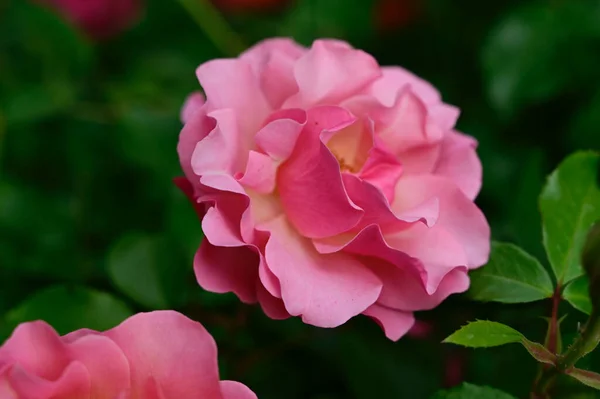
[{"xmin": 1, "ymin": 0, "xmax": 600, "ymax": 397}]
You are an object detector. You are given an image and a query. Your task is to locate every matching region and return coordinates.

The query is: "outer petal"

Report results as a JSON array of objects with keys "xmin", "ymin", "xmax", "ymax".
[
  {"xmin": 6, "ymin": 363, "xmax": 91, "ymax": 399},
  {"xmin": 191, "ymin": 109, "xmax": 247, "ymax": 177},
  {"xmin": 261, "ymin": 216, "xmax": 382, "ymax": 328},
  {"xmin": 369, "ymin": 260, "xmax": 470, "ymax": 311},
  {"xmin": 194, "ymin": 241, "xmax": 259, "ymax": 304},
  {"xmin": 368, "ymin": 66, "xmax": 441, "ymax": 107},
  {"xmin": 0, "ymin": 322, "xmax": 70, "ymax": 381},
  {"xmin": 105, "ymin": 311, "xmax": 224, "ymax": 399},
  {"xmin": 180, "ymin": 91, "xmax": 205, "ymax": 124},
  {"xmin": 177, "ymin": 104, "xmax": 216, "ymax": 188},
  {"xmin": 241, "ymin": 38, "xmax": 305, "ymax": 109},
  {"xmin": 433, "ymin": 131, "xmax": 482, "ymax": 200},
  {"xmin": 256, "ymin": 282, "xmax": 290, "ymax": 320},
  {"xmin": 277, "ymin": 106, "xmax": 363, "ymax": 238},
  {"xmin": 363, "ymin": 304, "xmax": 415, "ymax": 341},
  {"xmin": 391, "ymin": 175, "xmax": 490, "ymax": 270},
  {"xmin": 284, "ymin": 40, "xmax": 381, "ymax": 107},
  {"xmin": 196, "ymin": 58, "xmax": 271, "ymax": 132},
  {"xmin": 220, "ymin": 380, "xmax": 258, "ymax": 399},
  {"xmin": 66, "ymin": 334, "xmax": 131, "ymax": 399}
]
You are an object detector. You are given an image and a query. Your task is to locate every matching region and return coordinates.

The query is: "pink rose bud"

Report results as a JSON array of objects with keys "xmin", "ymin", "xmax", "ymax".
[
  {"xmin": 35, "ymin": 0, "xmax": 141, "ymax": 40},
  {"xmin": 177, "ymin": 38, "xmax": 490, "ymax": 341},
  {"xmin": 0, "ymin": 311, "xmax": 256, "ymax": 399}
]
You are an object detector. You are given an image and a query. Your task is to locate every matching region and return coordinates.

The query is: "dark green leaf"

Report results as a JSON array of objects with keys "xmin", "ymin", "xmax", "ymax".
[
  {"xmin": 444, "ymin": 321, "xmax": 556, "ymax": 365},
  {"xmin": 3, "ymin": 285, "xmax": 133, "ymax": 336},
  {"xmin": 431, "ymin": 383, "xmax": 517, "ymax": 399},
  {"xmin": 564, "ymin": 276, "xmax": 593, "ymax": 315},
  {"xmin": 107, "ymin": 233, "xmax": 190, "ymax": 309},
  {"xmin": 567, "ymin": 368, "xmax": 600, "ymax": 391},
  {"xmin": 108, "ymin": 233, "xmax": 171, "ymax": 309},
  {"xmin": 468, "ymin": 242, "xmax": 554, "ymax": 303},
  {"xmin": 540, "ymin": 151, "xmax": 600, "ymax": 284}
]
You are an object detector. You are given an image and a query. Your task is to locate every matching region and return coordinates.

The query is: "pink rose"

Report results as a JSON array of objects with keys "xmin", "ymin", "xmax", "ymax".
[
  {"xmin": 0, "ymin": 311, "xmax": 256, "ymax": 399},
  {"xmin": 177, "ymin": 38, "xmax": 490, "ymax": 340},
  {"xmin": 35, "ymin": 0, "xmax": 141, "ymax": 40}
]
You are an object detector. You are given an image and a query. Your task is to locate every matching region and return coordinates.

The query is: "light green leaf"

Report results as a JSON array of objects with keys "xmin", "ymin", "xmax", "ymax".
[
  {"xmin": 564, "ymin": 276, "xmax": 593, "ymax": 315},
  {"xmin": 540, "ymin": 151, "xmax": 600, "ymax": 284},
  {"xmin": 3, "ymin": 285, "xmax": 133, "ymax": 336},
  {"xmin": 567, "ymin": 368, "xmax": 600, "ymax": 391},
  {"xmin": 444, "ymin": 321, "xmax": 556, "ymax": 365},
  {"xmin": 431, "ymin": 383, "xmax": 517, "ymax": 399},
  {"xmin": 468, "ymin": 242, "xmax": 554, "ymax": 303}
]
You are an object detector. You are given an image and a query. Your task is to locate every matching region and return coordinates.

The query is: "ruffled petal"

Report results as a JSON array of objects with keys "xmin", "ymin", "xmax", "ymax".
[
  {"xmin": 363, "ymin": 304, "xmax": 415, "ymax": 341},
  {"xmin": 196, "ymin": 58, "xmax": 271, "ymax": 132},
  {"xmin": 278, "ymin": 106, "xmax": 364, "ymax": 238},
  {"xmin": 194, "ymin": 242, "xmax": 259, "ymax": 304},
  {"xmin": 285, "ymin": 40, "xmax": 381, "ymax": 107},
  {"xmin": 433, "ymin": 131, "xmax": 482, "ymax": 200},
  {"xmin": 105, "ymin": 311, "xmax": 224, "ymax": 399},
  {"xmin": 262, "ymin": 216, "xmax": 382, "ymax": 327}
]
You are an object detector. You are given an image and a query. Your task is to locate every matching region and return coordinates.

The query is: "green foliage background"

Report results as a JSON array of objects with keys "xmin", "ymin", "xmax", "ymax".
[{"xmin": 1, "ymin": 0, "xmax": 599, "ymax": 397}]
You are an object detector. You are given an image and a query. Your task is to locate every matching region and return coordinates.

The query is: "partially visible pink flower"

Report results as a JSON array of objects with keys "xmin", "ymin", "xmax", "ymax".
[
  {"xmin": 0, "ymin": 311, "xmax": 256, "ymax": 399},
  {"xmin": 35, "ymin": 0, "xmax": 141, "ymax": 40},
  {"xmin": 177, "ymin": 38, "xmax": 490, "ymax": 341}
]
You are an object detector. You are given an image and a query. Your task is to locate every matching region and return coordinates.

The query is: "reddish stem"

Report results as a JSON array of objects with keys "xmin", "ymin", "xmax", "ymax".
[{"xmin": 547, "ymin": 286, "xmax": 562, "ymax": 355}]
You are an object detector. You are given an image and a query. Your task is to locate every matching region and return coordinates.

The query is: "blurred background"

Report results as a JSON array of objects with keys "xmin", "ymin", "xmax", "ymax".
[{"xmin": 1, "ymin": 0, "xmax": 599, "ymax": 397}]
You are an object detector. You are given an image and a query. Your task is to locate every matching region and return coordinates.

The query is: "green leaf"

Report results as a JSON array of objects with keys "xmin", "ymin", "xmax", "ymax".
[
  {"xmin": 431, "ymin": 383, "xmax": 517, "ymax": 399},
  {"xmin": 540, "ymin": 151, "xmax": 600, "ymax": 284},
  {"xmin": 107, "ymin": 232, "xmax": 189, "ymax": 309},
  {"xmin": 444, "ymin": 321, "xmax": 556, "ymax": 365},
  {"xmin": 564, "ymin": 276, "xmax": 593, "ymax": 315},
  {"xmin": 468, "ymin": 242, "xmax": 554, "ymax": 303},
  {"xmin": 0, "ymin": 1, "xmax": 92, "ymax": 125},
  {"xmin": 3, "ymin": 285, "xmax": 133, "ymax": 336},
  {"xmin": 567, "ymin": 368, "xmax": 600, "ymax": 391}
]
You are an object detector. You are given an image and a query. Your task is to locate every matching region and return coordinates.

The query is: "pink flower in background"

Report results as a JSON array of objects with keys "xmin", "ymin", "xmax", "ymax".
[
  {"xmin": 0, "ymin": 311, "xmax": 256, "ymax": 399},
  {"xmin": 36, "ymin": 0, "xmax": 141, "ymax": 40},
  {"xmin": 177, "ymin": 38, "xmax": 490, "ymax": 340}
]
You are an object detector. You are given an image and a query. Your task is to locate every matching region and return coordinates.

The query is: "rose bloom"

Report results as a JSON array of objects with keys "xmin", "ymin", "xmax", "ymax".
[
  {"xmin": 0, "ymin": 311, "xmax": 256, "ymax": 399},
  {"xmin": 177, "ymin": 38, "xmax": 490, "ymax": 340},
  {"xmin": 35, "ymin": 0, "xmax": 141, "ymax": 40}
]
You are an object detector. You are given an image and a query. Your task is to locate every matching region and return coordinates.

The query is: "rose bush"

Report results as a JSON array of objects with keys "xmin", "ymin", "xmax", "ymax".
[
  {"xmin": 0, "ymin": 311, "xmax": 256, "ymax": 399},
  {"xmin": 35, "ymin": 0, "xmax": 141, "ymax": 40},
  {"xmin": 177, "ymin": 38, "xmax": 490, "ymax": 340}
]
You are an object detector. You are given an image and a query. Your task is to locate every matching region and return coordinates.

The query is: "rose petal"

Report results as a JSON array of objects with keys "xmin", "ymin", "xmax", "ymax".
[
  {"xmin": 105, "ymin": 311, "xmax": 224, "ymax": 399},
  {"xmin": 262, "ymin": 216, "xmax": 382, "ymax": 327},
  {"xmin": 363, "ymin": 304, "xmax": 415, "ymax": 341},
  {"xmin": 285, "ymin": 40, "xmax": 381, "ymax": 107},
  {"xmin": 391, "ymin": 175, "xmax": 490, "ymax": 270},
  {"xmin": 220, "ymin": 381, "xmax": 258, "ymax": 399},
  {"xmin": 194, "ymin": 241, "xmax": 259, "ymax": 304},
  {"xmin": 433, "ymin": 131, "xmax": 482, "ymax": 200},
  {"xmin": 196, "ymin": 58, "xmax": 271, "ymax": 132},
  {"xmin": 180, "ymin": 92, "xmax": 205, "ymax": 124},
  {"xmin": 278, "ymin": 106, "xmax": 364, "ymax": 238}
]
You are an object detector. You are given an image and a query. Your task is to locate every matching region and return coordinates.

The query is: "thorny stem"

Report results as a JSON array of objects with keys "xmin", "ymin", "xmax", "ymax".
[
  {"xmin": 533, "ymin": 288, "xmax": 600, "ymax": 398},
  {"xmin": 531, "ymin": 286, "xmax": 562, "ymax": 398},
  {"xmin": 176, "ymin": 0, "xmax": 246, "ymax": 56}
]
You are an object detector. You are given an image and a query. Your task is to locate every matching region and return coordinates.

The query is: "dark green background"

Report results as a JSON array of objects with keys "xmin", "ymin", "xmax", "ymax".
[{"xmin": 1, "ymin": 0, "xmax": 599, "ymax": 397}]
